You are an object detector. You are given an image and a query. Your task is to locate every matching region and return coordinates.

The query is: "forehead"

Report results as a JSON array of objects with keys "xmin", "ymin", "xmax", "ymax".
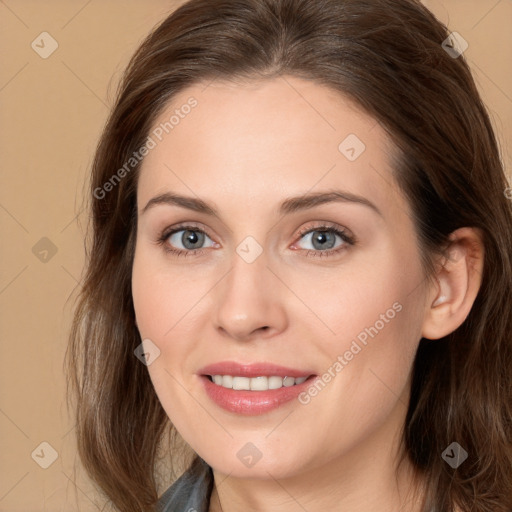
[{"xmin": 137, "ymin": 76, "xmax": 404, "ymax": 219}]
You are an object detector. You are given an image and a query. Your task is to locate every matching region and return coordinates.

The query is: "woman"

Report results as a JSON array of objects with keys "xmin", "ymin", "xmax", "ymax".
[{"xmin": 65, "ymin": 0, "xmax": 512, "ymax": 511}]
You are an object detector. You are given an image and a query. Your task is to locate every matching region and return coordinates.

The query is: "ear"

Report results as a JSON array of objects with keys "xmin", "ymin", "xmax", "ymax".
[{"xmin": 421, "ymin": 227, "xmax": 484, "ymax": 340}]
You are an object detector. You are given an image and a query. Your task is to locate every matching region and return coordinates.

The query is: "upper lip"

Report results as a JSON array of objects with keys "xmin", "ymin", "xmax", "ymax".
[{"xmin": 198, "ymin": 361, "xmax": 315, "ymax": 378}]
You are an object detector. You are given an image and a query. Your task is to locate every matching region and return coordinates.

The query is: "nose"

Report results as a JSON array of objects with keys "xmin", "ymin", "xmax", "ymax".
[{"xmin": 212, "ymin": 248, "xmax": 288, "ymax": 342}]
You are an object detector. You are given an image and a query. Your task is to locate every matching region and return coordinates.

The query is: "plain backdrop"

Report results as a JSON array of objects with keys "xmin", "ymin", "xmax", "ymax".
[{"xmin": 1, "ymin": 1, "xmax": 511, "ymax": 510}]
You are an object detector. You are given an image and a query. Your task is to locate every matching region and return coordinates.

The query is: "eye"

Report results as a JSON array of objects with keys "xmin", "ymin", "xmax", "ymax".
[
  {"xmin": 156, "ymin": 222, "xmax": 355, "ymax": 259},
  {"xmin": 157, "ymin": 224, "xmax": 217, "ymax": 257},
  {"xmin": 292, "ymin": 223, "xmax": 355, "ymax": 258},
  {"xmin": 168, "ymin": 228, "xmax": 215, "ymax": 250}
]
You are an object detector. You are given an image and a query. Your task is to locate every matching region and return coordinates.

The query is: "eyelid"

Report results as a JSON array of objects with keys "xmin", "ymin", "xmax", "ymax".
[
  {"xmin": 157, "ymin": 220, "xmax": 356, "ymax": 257},
  {"xmin": 158, "ymin": 221, "xmax": 217, "ymax": 243},
  {"xmin": 294, "ymin": 221, "xmax": 355, "ymax": 241},
  {"xmin": 290, "ymin": 222, "xmax": 355, "ymax": 254}
]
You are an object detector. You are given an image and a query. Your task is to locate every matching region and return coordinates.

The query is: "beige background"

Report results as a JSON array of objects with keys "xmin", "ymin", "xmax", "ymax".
[{"xmin": 1, "ymin": 1, "xmax": 511, "ymax": 510}]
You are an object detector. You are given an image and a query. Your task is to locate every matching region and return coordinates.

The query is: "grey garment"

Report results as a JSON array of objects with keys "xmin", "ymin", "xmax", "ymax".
[{"xmin": 157, "ymin": 456, "xmax": 213, "ymax": 512}]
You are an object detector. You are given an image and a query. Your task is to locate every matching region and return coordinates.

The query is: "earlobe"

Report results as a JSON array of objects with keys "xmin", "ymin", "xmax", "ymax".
[{"xmin": 421, "ymin": 227, "xmax": 484, "ymax": 340}]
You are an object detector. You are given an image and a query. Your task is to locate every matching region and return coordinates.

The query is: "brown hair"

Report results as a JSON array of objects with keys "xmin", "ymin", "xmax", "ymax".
[{"xmin": 65, "ymin": 0, "xmax": 512, "ymax": 511}]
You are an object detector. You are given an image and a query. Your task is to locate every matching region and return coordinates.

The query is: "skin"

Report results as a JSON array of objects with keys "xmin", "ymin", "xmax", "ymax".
[{"xmin": 131, "ymin": 76, "xmax": 483, "ymax": 512}]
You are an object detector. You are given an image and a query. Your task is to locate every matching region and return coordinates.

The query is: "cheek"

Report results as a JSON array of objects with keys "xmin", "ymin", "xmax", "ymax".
[
  {"xmin": 132, "ymin": 250, "xmax": 205, "ymax": 435},
  {"xmin": 302, "ymin": 247, "xmax": 425, "ymax": 404},
  {"xmin": 305, "ymin": 247, "xmax": 423, "ymax": 350},
  {"xmin": 132, "ymin": 246, "xmax": 210, "ymax": 340}
]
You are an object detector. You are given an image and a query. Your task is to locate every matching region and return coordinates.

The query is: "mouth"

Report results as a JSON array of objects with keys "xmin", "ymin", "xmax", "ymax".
[
  {"xmin": 205, "ymin": 374, "xmax": 310, "ymax": 390},
  {"xmin": 197, "ymin": 362, "xmax": 318, "ymax": 415}
]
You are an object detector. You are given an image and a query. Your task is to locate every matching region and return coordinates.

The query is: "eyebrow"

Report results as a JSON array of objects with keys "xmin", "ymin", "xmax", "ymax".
[{"xmin": 140, "ymin": 190, "xmax": 383, "ymax": 218}]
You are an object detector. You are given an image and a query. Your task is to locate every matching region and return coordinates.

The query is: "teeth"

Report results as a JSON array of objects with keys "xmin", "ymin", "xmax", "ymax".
[
  {"xmin": 222, "ymin": 375, "xmax": 233, "ymax": 388},
  {"xmin": 283, "ymin": 376, "xmax": 295, "ymax": 387},
  {"xmin": 268, "ymin": 376, "xmax": 283, "ymax": 389},
  {"xmin": 232, "ymin": 376, "xmax": 250, "ymax": 390},
  {"xmin": 250, "ymin": 376, "xmax": 268, "ymax": 391},
  {"xmin": 209, "ymin": 375, "xmax": 309, "ymax": 390}
]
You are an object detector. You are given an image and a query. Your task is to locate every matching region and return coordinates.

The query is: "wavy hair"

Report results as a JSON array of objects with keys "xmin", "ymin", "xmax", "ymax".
[{"xmin": 65, "ymin": 0, "xmax": 512, "ymax": 510}]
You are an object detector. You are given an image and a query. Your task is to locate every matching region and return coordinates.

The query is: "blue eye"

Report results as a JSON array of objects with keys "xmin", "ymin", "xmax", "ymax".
[
  {"xmin": 293, "ymin": 225, "xmax": 355, "ymax": 258},
  {"xmin": 157, "ymin": 226, "xmax": 216, "ymax": 257},
  {"xmin": 157, "ymin": 223, "xmax": 355, "ymax": 258},
  {"xmin": 168, "ymin": 228, "xmax": 216, "ymax": 251}
]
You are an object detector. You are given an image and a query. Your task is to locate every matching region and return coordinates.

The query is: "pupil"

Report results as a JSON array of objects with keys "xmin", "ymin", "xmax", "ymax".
[
  {"xmin": 183, "ymin": 230, "xmax": 203, "ymax": 249},
  {"xmin": 313, "ymin": 231, "xmax": 335, "ymax": 250},
  {"xmin": 180, "ymin": 229, "xmax": 336, "ymax": 251}
]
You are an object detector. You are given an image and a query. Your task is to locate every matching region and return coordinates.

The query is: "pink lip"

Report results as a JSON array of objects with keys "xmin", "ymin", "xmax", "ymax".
[
  {"xmin": 197, "ymin": 361, "xmax": 317, "ymax": 416},
  {"xmin": 198, "ymin": 361, "xmax": 314, "ymax": 378}
]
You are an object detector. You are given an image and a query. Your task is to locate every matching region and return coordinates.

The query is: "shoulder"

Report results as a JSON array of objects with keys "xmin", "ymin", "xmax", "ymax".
[{"xmin": 157, "ymin": 456, "xmax": 213, "ymax": 512}]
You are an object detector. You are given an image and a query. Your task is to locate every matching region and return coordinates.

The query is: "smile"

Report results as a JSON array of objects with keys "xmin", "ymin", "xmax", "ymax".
[{"xmin": 207, "ymin": 375, "xmax": 308, "ymax": 390}]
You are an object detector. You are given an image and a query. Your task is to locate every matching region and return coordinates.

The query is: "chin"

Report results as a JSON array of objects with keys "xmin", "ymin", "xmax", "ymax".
[{"xmin": 195, "ymin": 438, "xmax": 315, "ymax": 480}]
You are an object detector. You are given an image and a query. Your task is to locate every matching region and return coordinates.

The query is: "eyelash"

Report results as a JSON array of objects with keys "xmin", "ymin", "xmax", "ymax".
[{"xmin": 156, "ymin": 222, "xmax": 356, "ymax": 259}]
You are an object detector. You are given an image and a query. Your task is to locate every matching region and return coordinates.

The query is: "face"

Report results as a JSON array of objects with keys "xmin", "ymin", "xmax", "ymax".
[{"xmin": 132, "ymin": 76, "xmax": 430, "ymax": 480}]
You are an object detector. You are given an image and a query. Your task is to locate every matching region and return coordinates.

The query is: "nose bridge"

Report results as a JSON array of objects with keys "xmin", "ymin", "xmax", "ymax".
[
  {"xmin": 224, "ymin": 230, "xmax": 272, "ymax": 289},
  {"xmin": 224, "ymin": 236, "xmax": 271, "ymax": 312},
  {"xmin": 213, "ymin": 235, "xmax": 285, "ymax": 339}
]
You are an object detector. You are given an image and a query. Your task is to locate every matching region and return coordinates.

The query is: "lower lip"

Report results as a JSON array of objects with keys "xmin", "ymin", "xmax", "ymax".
[{"xmin": 200, "ymin": 375, "xmax": 317, "ymax": 415}]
